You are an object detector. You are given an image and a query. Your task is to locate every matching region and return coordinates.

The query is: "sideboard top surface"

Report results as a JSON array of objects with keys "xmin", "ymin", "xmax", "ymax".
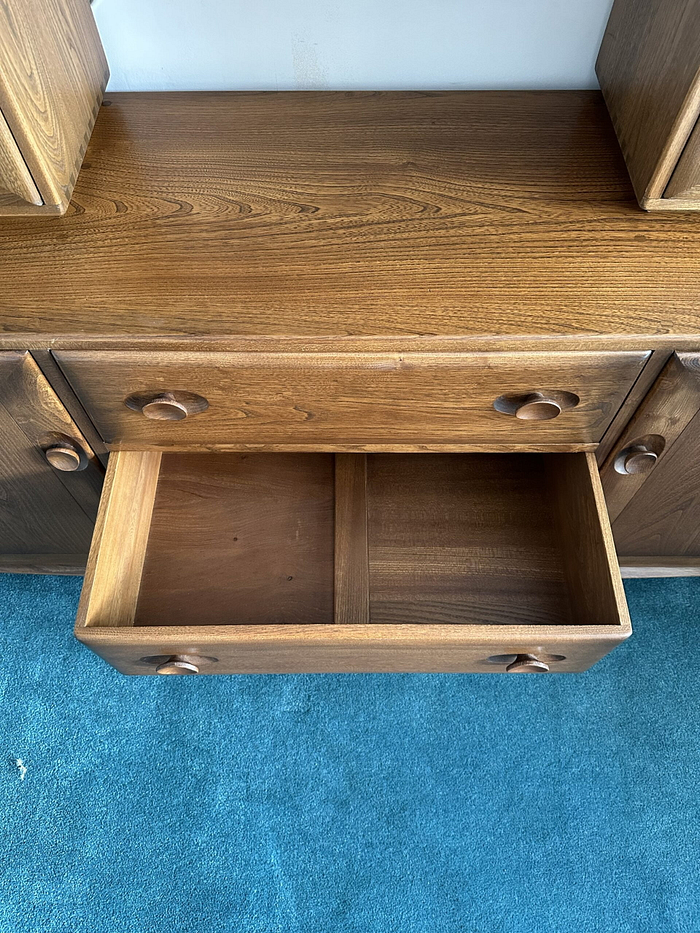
[{"xmin": 1, "ymin": 90, "xmax": 699, "ymax": 344}]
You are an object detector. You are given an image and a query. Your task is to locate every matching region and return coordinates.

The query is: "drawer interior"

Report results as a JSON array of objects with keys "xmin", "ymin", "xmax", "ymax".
[{"xmin": 83, "ymin": 451, "xmax": 624, "ymax": 630}]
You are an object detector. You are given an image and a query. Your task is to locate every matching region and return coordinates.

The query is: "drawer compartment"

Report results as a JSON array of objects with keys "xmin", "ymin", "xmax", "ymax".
[
  {"xmin": 55, "ymin": 350, "xmax": 649, "ymax": 449},
  {"xmin": 75, "ymin": 450, "xmax": 631, "ymax": 674}
]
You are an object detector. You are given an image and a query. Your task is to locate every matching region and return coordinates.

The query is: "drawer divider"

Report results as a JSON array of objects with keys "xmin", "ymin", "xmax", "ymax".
[{"xmin": 334, "ymin": 454, "xmax": 370, "ymax": 625}]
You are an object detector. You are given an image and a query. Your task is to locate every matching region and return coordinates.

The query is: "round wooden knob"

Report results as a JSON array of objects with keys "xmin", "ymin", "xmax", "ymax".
[
  {"xmin": 44, "ymin": 444, "xmax": 83, "ymax": 472},
  {"xmin": 514, "ymin": 395, "xmax": 563, "ymax": 421},
  {"xmin": 155, "ymin": 656, "xmax": 200, "ymax": 675},
  {"xmin": 621, "ymin": 448, "xmax": 658, "ymax": 475},
  {"xmin": 506, "ymin": 654, "xmax": 550, "ymax": 673},
  {"xmin": 141, "ymin": 395, "xmax": 189, "ymax": 421}
]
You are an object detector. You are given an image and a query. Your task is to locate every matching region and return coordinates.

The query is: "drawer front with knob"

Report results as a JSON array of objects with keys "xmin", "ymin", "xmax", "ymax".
[
  {"xmin": 54, "ymin": 350, "xmax": 649, "ymax": 450},
  {"xmin": 75, "ymin": 449, "xmax": 630, "ymax": 674}
]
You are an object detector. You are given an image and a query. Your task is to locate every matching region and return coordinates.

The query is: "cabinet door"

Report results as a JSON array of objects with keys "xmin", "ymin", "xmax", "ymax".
[
  {"xmin": 601, "ymin": 353, "xmax": 700, "ymax": 576},
  {"xmin": 0, "ymin": 351, "xmax": 103, "ymax": 573}
]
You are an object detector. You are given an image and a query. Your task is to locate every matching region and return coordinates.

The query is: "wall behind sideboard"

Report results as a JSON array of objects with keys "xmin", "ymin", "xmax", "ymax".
[{"xmin": 92, "ymin": 0, "xmax": 614, "ymax": 93}]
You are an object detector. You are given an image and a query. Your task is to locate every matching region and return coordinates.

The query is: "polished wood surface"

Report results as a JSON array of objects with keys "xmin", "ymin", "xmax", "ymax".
[
  {"xmin": 54, "ymin": 349, "xmax": 648, "ymax": 448},
  {"xmin": 597, "ymin": 0, "xmax": 700, "ymax": 208},
  {"xmin": 135, "ymin": 453, "xmax": 336, "ymax": 627},
  {"xmin": 0, "ymin": 0, "xmax": 108, "ymax": 214},
  {"xmin": 75, "ymin": 450, "xmax": 630, "ymax": 673},
  {"xmin": 601, "ymin": 353, "xmax": 700, "ymax": 523},
  {"xmin": 0, "ymin": 91, "xmax": 698, "ymax": 339},
  {"xmin": 0, "ymin": 350, "xmax": 102, "ymax": 565},
  {"xmin": 619, "ymin": 557, "xmax": 700, "ymax": 577}
]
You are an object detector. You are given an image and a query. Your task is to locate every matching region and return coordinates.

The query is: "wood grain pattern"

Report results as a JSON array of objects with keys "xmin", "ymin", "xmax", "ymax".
[
  {"xmin": 54, "ymin": 349, "xmax": 648, "ymax": 448},
  {"xmin": 0, "ymin": 553, "xmax": 86, "ymax": 574},
  {"xmin": 135, "ymin": 453, "xmax": 335, "ymax": 627},
  {"xmin": 601, "ymin": 353, "xmax": 700, "ymax": 524},
  {"xmin": 596, "ymin": 0, "xmax": 700, "ymax": 207},
  {"xmin": 611, "ymin": 405, "xmax": 700, "ymax": 558},
  {"xmin": 30, "ymin": 349, "xmax": 108, "ymax": 464},
  {"xmin": 619, "ymin": 557, "xmax": 700, "ymax": 577},
  {"xmin": 76, "ymin": 622, "xmax": 631, "ymax": 675},
  {"xmin": 0, "ymin": 351, "xmax": 103, "ymax": 511},
  {"xmin": 0, "ymin": 91, "xmax": 698, "ymax": 338},
  {"xmin": 77, "ymin": 450, "xmax": 161, "ymax": 629},
  {"xmin": 366, "ymin": 453, "xmax": 617, "ymax": 627},
  {"xmin": 545, "ymin": 452, "xmax": 630, "ymax": 629},
  {"xmin": 334, "ymin": 454, "xmax": 369, "ymax": 625},
  {"xmin": 0, "ymin": 350, "xmax": 102, "ymax": 560},
  {"xmin": 0, "ymin": 0, "xmax": 108, "ymax": 213},
  {"xmin": 75, "ymin": 450, "xmax": 630, "ymax": 673},
  {"xmin": 596, "ymin": 350, "xmax": 672, "ymax": 465},
  {"xmin": 0, "ymin": 107, "xmax": 41, "ymax": 204},
  {"xmin": 665, "ymin": 117, "xmax": 700, "ymax": 199}
]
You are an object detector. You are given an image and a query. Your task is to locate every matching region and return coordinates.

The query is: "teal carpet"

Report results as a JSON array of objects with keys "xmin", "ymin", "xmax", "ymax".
[{"xmin": 1, "ymin": 574, "xmax": 699, "ymax": 933}]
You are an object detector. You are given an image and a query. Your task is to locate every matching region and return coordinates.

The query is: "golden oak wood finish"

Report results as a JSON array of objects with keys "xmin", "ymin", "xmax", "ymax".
[
  {"xmin": 0, "ymin": 350, "xmax": 103, "ymax": 570},
  {"xmin": 597, "ymin": 0, "xmax": 700, "ymax": 209},
  {"xmin": 75, "ymin": 450, "xmax": 630, "ymax": 674},
  {"xmin": 0, "ymin": 92, "xmax": 699, "ymax": 341},
  {"xmin": 0, "ymin": 0, "xmax": 108, "ymax": 214},
  {"xmin": 54, "ymin": 349, "xmax": 648, "ymax": 448}
]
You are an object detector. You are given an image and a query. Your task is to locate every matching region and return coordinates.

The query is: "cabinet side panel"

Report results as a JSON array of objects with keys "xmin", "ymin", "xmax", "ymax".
[
  {"xmin": 0, "ymin": 0, "xmax": 108, "ymax": 210},
  {"xmin": 596, "ymin": 0, "xmax": 700, "ymax": 203}
]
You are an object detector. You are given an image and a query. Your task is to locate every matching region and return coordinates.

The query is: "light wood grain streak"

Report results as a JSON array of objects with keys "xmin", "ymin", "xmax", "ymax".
[
  {"xmin": 0, "ymin": 107, "xmax": 41, "ymax": 203},
  {"xmin": 334, "ymin": 454, "xmax": 369, "ymax": 624},
  {"xmin": 77, "ymin": 450, "xmax": 161, "ymax": 628},
  {"xmin": 665, "ymin": 117, "xmax": 700, "ymax": 199},
  {"xmin": 619, "ymin": 557, "xmax": 700, "ymax": 577}
]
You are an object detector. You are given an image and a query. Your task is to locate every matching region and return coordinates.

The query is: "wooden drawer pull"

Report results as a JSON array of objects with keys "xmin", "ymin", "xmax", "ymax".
[
  {"xmin": 125, "ymin": 391, "xmax": 209, "ymax": 422},
  {"xmin": 44, "ymin": 440, "xmax": 88, "ymax": 472},
  {"xmin": 155, "ymin": 655, "xmax": 201, "ymax": 675},
  {"xmin": 614, "ymin": 443, "xmax": 659, "ymax": 475},
  {"xmin": 506, "ymin": 654, "xmax": 550, "ymax": 673},
  {"xmin": 494, "ymin": 391, "xmax": 580, "ymax": 422}
]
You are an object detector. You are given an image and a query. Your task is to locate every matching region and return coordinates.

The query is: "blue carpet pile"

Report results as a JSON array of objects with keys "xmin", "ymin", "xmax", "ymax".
[{"xmin": 1, "ymin": 573, "xmax": 699, "ymax": 932}]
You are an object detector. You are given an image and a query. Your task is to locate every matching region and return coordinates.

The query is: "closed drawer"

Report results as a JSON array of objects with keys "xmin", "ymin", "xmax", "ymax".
[
  {"xmin": 55, "ymin": 350, "xmax": 649, "ymax": 449},
  {"xmin": 75, "ymin": 450, "xmax": 631, "ymax": 674}
]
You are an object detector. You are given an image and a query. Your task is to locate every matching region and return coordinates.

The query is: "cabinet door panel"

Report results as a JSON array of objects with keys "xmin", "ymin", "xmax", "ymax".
[
  {"xmin": 601, "ymin": 352, "xmax": 700, "ymax": 572},
  {"xmin": 0, "ymin": 351, "xmax": 103, "ymax": 573}
]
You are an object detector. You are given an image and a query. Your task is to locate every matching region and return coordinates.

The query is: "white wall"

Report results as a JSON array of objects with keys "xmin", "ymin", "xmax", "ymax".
[{"xmin": 92, "ymin": 0, "xmax": 613, "ymax": 93}]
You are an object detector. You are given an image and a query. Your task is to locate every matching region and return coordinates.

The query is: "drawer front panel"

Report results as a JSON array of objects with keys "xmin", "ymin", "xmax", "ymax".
[{"xmin": 55, "ymin": 350, "xmax": 649, "ymax": 448}]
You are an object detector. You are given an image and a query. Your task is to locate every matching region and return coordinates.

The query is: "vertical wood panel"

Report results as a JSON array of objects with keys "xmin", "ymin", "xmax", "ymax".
[{"xmin": 334, "ymin": 454, "xmax": 370, "ymax": 625}]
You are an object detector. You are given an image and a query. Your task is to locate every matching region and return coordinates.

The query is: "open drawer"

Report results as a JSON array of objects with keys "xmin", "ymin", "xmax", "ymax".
[{"xmin": 75, "ymin": 451, "xmax": 631, "ymax": 674}]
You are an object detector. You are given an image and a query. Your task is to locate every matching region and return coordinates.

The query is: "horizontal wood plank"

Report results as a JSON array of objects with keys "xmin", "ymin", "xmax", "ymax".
[{"xmin": 0, "ymin": 91, "xmax": 698, "ymax": 338}]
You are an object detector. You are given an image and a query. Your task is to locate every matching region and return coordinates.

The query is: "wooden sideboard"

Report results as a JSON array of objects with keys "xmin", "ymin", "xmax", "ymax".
[{"xmin": 1, "ymin": 91, "xmax": 699, "ymax": 674}]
